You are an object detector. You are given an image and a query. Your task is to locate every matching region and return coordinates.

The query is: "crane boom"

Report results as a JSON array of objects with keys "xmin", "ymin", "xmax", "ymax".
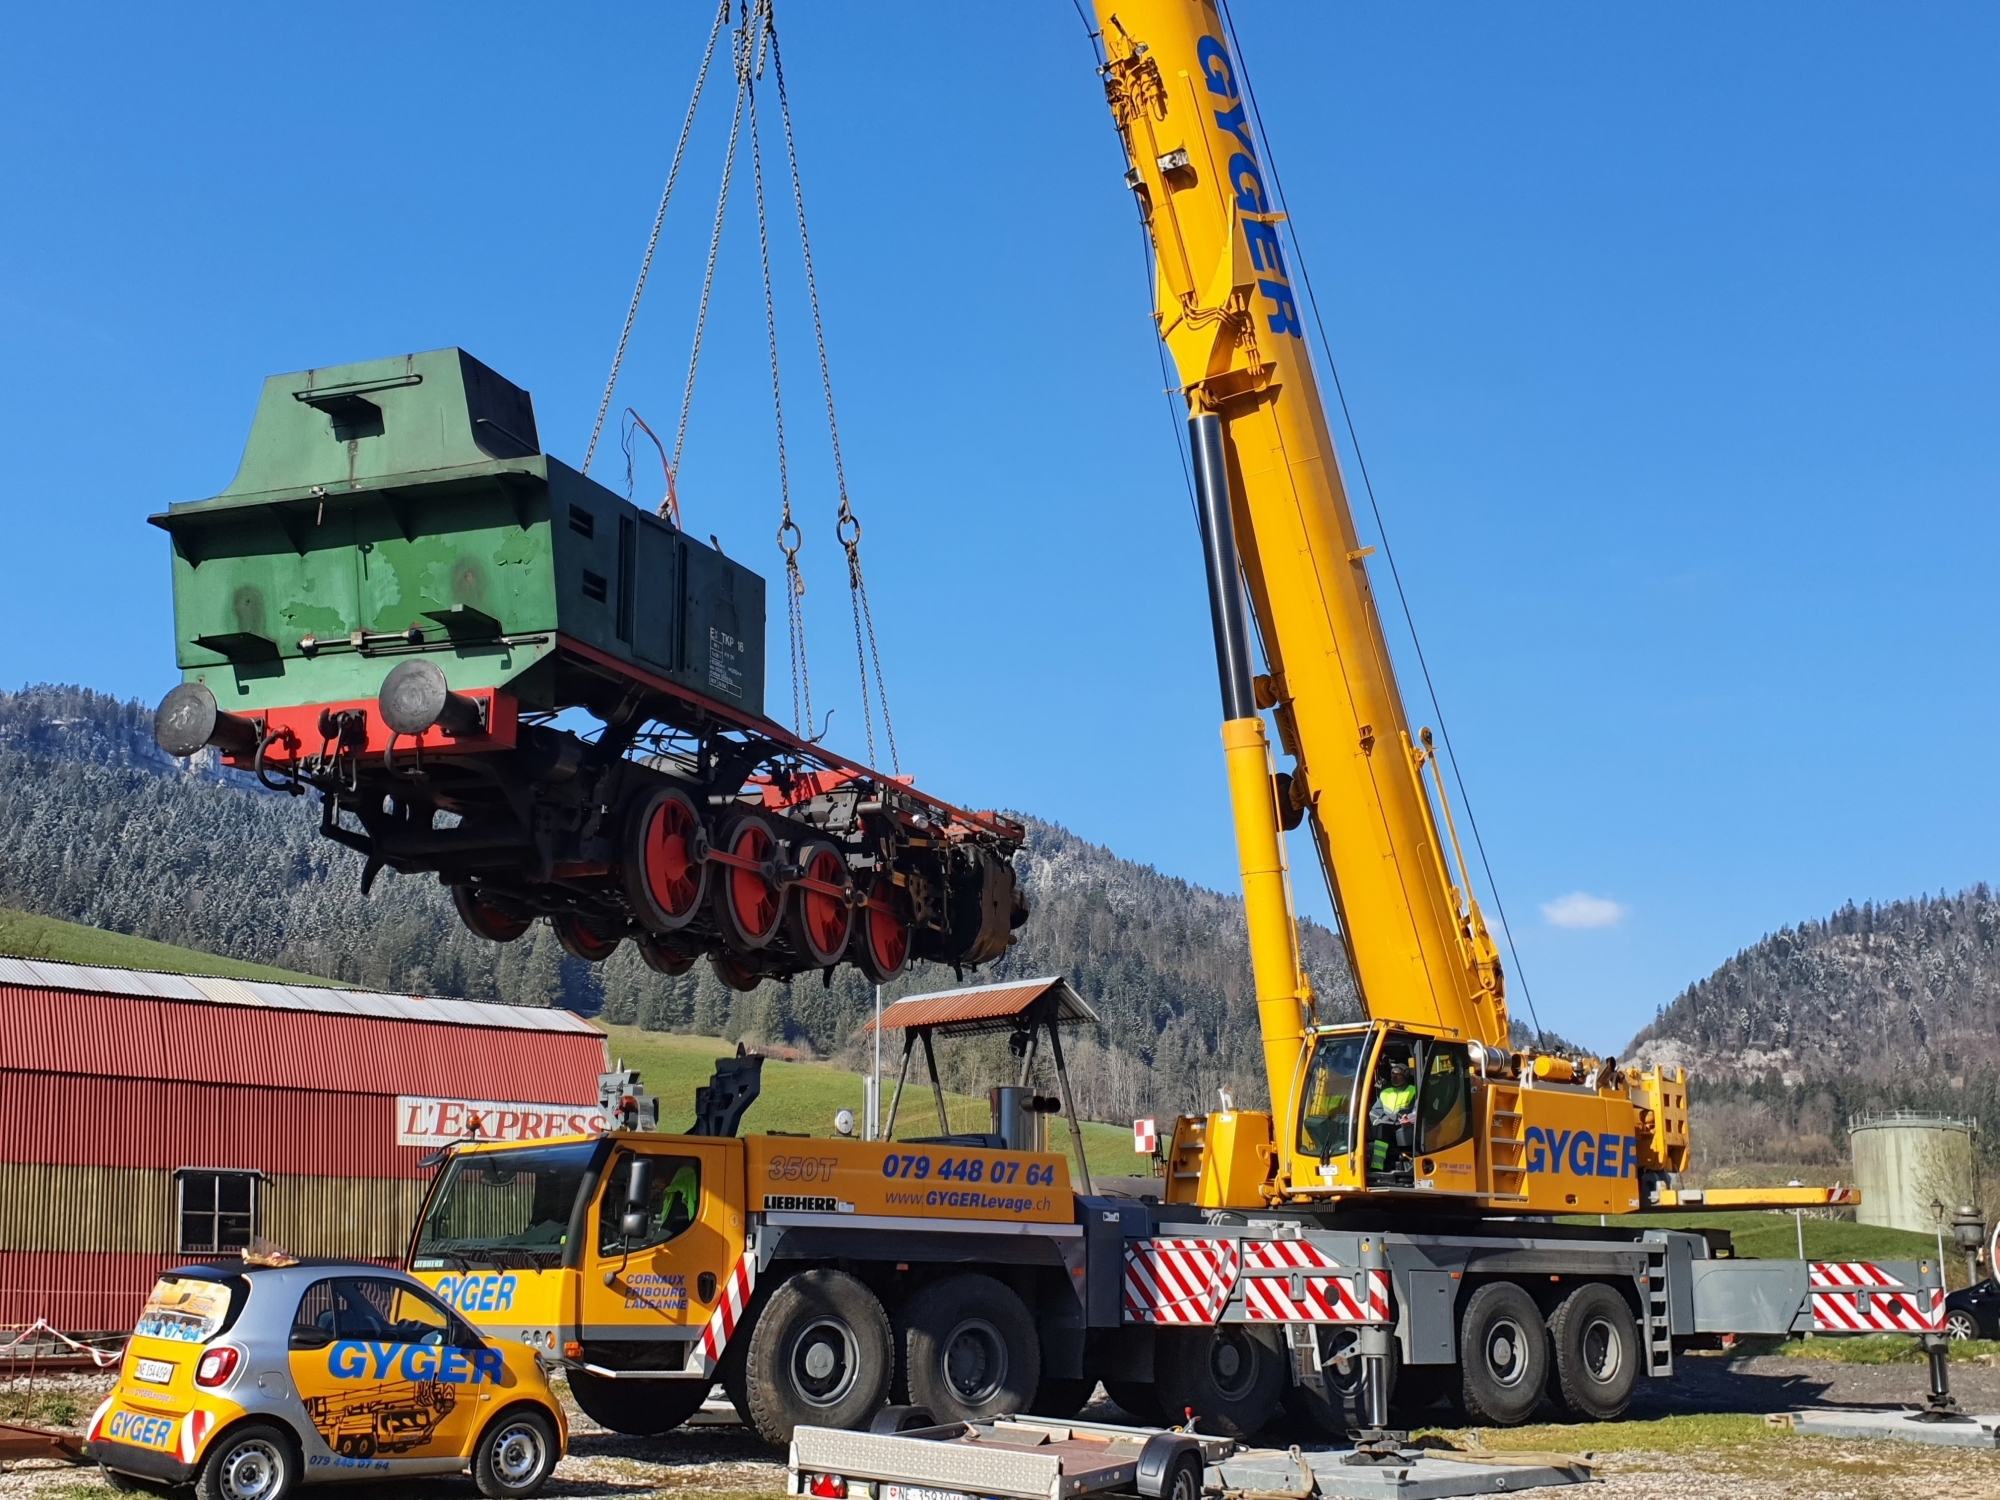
[{"xmin": 1094, "ymin": 4, "xmax": 1507, "ymax": 1082}]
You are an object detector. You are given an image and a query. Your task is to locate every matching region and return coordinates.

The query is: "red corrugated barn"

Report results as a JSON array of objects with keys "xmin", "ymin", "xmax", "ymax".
[{"xmin": 0, "ymin": 957, "xmax": 607, "ymax": 1335}]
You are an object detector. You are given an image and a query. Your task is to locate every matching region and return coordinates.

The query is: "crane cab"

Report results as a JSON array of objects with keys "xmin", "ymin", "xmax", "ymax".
[{"xmin": 1290, "ymin": 1022, "xmax": 1483, "ymax": 1202}]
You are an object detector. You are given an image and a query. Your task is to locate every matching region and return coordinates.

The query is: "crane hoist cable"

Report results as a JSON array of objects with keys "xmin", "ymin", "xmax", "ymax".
[
  {"xmin": 583, "ymin": 0, "xmax": 732, "ymax": 478},
  {"xmin": 1216, "ymin": 0, "xmax": 1546, "ymax": 1043},
  {"xmin": 585, "ymin": 0, "xmax": 898, "ymax": 760}
]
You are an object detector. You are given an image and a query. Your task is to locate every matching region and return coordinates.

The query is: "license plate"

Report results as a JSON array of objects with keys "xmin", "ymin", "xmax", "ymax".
[
  {"xmin": 884, "ymin": 1487, "xmax": 978, "ymax": 1500},
  {"xmin": 135, "ymin": 1358, "xmax": 175, "ymax": 1385}
]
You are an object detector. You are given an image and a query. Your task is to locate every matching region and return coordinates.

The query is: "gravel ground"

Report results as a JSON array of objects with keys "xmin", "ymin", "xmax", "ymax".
[{"xmin": 7, "ymin": 1355, "xmax": 2000, "ymax": 1499}]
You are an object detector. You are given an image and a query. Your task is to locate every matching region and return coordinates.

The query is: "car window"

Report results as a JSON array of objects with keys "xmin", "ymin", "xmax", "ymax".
[
  {"xmin": 292, "ymin": 1277, "xmax": 477, "ymax": 1348},
  {"xmin": 598, "ymin": 1153, "xmax": 702, "ymax": 1254},
  {"xmin": 1417, "ymin": 1043, "xmax": 1474, "ymax": 1153}
]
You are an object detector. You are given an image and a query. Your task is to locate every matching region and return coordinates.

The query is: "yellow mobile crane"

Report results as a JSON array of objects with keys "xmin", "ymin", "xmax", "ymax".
[{"xmin": 1091, "ymin": 0, "xmax": 1834, "ymax": 1222}]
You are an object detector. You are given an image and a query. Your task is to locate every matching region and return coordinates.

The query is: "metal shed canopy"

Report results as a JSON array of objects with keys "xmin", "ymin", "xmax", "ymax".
[{"xmin": 859, "ymin": 977, "xmax": 1098, "ymax": 1039}]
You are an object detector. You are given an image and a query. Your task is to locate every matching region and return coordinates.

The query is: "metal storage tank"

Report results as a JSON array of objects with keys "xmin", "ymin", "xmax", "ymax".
[
  {"xmin": 1850, "ymin": 1111, "xmax": 1978, "ymax": 1233},
  {"xmin": 0, "ymin": 956, "xmax": 609, "ymax": 1334}
]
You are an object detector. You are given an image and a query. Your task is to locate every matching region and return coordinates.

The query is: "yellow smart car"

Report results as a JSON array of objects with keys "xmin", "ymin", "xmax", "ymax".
[{"xmin": 85, "ymin": 1261, "xmax": 568, "ymax": 1500}]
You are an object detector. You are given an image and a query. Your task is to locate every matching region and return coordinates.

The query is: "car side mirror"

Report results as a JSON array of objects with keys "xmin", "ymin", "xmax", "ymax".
[{"xmin": 620, "ymin": 1210, "xmax": 649, "ymax": 1243}]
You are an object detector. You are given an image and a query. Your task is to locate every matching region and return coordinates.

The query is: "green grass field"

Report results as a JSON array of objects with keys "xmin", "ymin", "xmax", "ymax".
[
  {"xmin": 596, "ymin": 1023, "xmax": 1147, "ymax": 1179},
  {"xmin": 0, "ymin": 906, "xmax": 335, "ymax": 986}
]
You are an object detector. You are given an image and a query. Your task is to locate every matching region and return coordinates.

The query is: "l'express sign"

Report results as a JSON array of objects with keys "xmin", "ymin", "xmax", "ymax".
[{"xmin": 396, "ymin": 1095, "xmax": 606, "ymax": 1148}]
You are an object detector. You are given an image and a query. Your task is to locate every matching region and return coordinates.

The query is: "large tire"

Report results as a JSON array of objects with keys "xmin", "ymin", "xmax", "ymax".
[
  {"xmin": 899, "ymin": 1275, "xmax": 1040, "ymax": 1424},
  {"xmin": 193, "ymin": 1421, "xmax": 294, "ymax": 1500},
  {"xmin": 473, "ymin": 1407, "xmax": 558, "ymax": 1499},
  {"xmin": 1153, "ymin": 1324, "xmax": 1285, "ymax": 1441},
  {"xmin": 1103, "ymin": 1380, "xmax": 1167, "ymax": 1425},
  {"xmin": 1458, "ymin": 1282, "xmax": 1549, "ymax": 1426},
  {"xmin": 744, "ymin": 1270, "xmax": 894, "ymax": 1444},
  {"xmin": 1028, "ymin": 1378, "xmax": 1096, "ymax": 1419},
  {"xmin": 566, "ymin": 1370, "xmax": 708, "ymax": 1435},
  {"xmin": 1547, "ymin": 1282, "xmax": 1640, "ymax": 1421}
]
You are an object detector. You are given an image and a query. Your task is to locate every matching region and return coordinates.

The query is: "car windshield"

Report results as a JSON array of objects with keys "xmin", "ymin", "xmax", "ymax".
[
  {"xmin": 413, "ymin": 1142, "xmax": 600, "ymax": 1269},
  {"xmin": 134, "ymin": 1271, "xmax": 247, "ymax": 1344},
  {"xmin": 1297, "ymin": 1033, "xmax": 1370, "ymax": 1160}
]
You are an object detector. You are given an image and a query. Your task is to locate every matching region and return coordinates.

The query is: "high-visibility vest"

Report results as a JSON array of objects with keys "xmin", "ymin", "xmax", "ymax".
[{"xmin": 1377, "ymin": 1084, "xmax": 1416, "ymax": 1113}]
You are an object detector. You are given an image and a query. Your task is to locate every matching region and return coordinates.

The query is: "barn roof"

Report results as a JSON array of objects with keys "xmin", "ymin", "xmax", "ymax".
[{"xmin": 858, "ymin": 976, "xmax": 1098, "ymax": 1039}]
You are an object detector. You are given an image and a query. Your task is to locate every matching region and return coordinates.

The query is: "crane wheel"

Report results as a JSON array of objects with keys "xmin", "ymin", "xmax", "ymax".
[
  {"xmin": 786, "ymin": 841, "xmax": 853, "ymax": 967},
  {"xmin": 551, "ymin": 912, "xmax": 624, "ymax": 963},
  {"xmin": 452, "ymin": 884, "xmax": 531, "ymax": 943},
  {"xmin": 853, "ymin": 886, "xmax": 911, "ymax": 984},
  {"xmin": 565, "ymin": 1370, "xmax": 708, "ymax": 1435},
  {"xmin": 1103, "ymin": 1380, "xmax": 1166, "ymax": 1426},
  {"xmin": 624, "ymin": 785, "xmax": 708, "ymax": 931},
  {"xmin": 898, "ymin": 1274, "xmax": 1041, "ymax": 1423},
  {"xmin": 744, "ymin": 1270, "xmax": 893, "ymax": 1445},
  {"xmin": 635, "ymin": 932, "xmax": 698, "ymax": 976},
  {"xmin": 1027, "ymin": 1378, "xmax": 1096, "ymax": 1419},
  {"xmin": 1153, "ymin": 1324, "xmax": 1284, "ymax": 1440},
  {"xmin": 713, "ymin": 814, "xmax": 784, "ymax": 949},
  {"xmin": 1546, "ymin": 1282, "xmax": 1639, "ymax": 1421},
  {"xmin": 1457, "ymin": 1282, "xmax": 1549, "ymax": 1426}
]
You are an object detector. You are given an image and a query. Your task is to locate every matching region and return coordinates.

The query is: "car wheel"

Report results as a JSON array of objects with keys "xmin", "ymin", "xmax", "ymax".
[
  {"xmin": 1458, "ymin": 1281, "xmax": 1549, "ymax": 1427},
  {"xmin": 193, "ymin": 1422, "xmax": 294, "ymax": 1500},
  {"xmin": 474, "ymin": 1408, "xmax": 558, "ymax": 1499},
  {"xmin": 744, "ymin": 1270, "xmax": 894, "ymax": 1444},
  {"xmin": 899, "ymin": 1274, "xmax": 1041, "ymax": 1423},
  {"xmin": 1947, "ymin": 1309, "xmax": 1981, "ymax": 1342}
]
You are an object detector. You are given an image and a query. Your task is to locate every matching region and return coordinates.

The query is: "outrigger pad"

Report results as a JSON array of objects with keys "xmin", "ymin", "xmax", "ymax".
[{"xmin": 691, "ymin": 1048, "xmax": 764, "ymax": 1138}]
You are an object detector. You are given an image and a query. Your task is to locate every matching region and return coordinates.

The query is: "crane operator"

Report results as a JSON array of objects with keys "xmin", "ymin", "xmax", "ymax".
[{"xmin": 1369, "ymin": 1057, "xmax": 1418, "ymax": 1176}]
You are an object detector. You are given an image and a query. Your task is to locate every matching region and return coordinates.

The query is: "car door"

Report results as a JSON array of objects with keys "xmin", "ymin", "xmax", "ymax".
[
  {"xmin": 579, "ymin": 1144, "xmax": 739, "ymax": 1362},
  {"xmin": 288, "ymin": 1276, "xmax": 493, "ymax": 1473}
]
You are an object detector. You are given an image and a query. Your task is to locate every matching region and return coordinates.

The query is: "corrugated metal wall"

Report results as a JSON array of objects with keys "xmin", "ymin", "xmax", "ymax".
[{"xmin": 0, "ymin": 978, "xmax": 608, "ymax": 1334}]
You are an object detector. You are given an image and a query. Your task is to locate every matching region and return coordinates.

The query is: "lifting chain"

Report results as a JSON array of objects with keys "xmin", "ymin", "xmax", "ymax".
[{"xmin": 583, "ymin": 0, "xmax": 732, "ymax": 477}]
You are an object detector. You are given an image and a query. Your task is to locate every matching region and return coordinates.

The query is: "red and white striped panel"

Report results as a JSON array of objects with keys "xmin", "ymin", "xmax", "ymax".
[
  {"xmin": 1809, "ymin": 1261, "xmax": 1901, "ymax": 1289},
  {"xmin": 1240, "ymin": 1241, "xmax": 1389, "ymax": 1324},
  {"xmin": 1812, "ymin": 1285, "xmax": 1944, "ymax": 1334},
  {"xmin": 1123, "ymin": 1239, "xmax": 1241, "ymax": 1324},
  {"xmin": 684, "ymin": 1253, "xmax": 758, "ymax": 1376}
]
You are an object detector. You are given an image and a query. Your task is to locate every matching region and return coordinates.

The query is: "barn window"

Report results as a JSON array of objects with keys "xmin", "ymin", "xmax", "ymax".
[{"xmin": 175, "ymin": 1169, "xmax": 261, "ymax": 1254}]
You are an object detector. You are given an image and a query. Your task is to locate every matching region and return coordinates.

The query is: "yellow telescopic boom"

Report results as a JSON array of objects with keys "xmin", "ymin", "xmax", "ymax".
[{"xmin": 1092, "ymin": 2, "xmax": 1509, "ymax": 1076}]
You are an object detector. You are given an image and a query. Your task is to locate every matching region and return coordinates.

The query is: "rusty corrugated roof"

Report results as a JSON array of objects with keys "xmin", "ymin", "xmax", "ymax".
[
  {"xmin": 859, "ymin": 976, "xmax": 1097, "ymax": 1037},
  {"xmin": 0, "ymin": 956, "xmax": 598, "ymax": 1034}
]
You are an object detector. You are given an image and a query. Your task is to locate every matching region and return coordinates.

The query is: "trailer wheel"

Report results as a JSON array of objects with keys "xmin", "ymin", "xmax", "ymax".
[
  {"xmin": 1155, "ymin": 1450, "xmax": 1204, "ymax": 1500},
  {"xmin": 1547, "ymin": 1283, "xmax": 1639, "ymax": 1421},
  {"xmin": 744, "ymin": 1270, "xmax": 894, "ymax": 1444},
  {"xmin": 1154, "ymin": 1324, "xmax": 1284, "ymax": 1440},
  {"xmin": 624, "ymin": 785, "xmax": 708, "ymax": 931},
  {"xmin": 452, "ymin": 884, "xmax": 531, "ymax": 943},
  {"xmin": 786, "ymin": 841, "xmax": 853, "ymax": 967},
  {"xmin": 552, "ymin": 912, "xmax": 624, "ymax": 963},
  {"xmin": 1457, "ymin": 1282, "xmax": 1549, "ymax": 1426},
  {"xmin": 713, "ymin": 814, "xmax": 784, "ymax": 949},
  {"xmin": 565, "ymin": 1371, "xmax": 708, "ymax": 1435},
  {"xmin": 899, "ymin": 1274, "xmax": 1040, "ymax": 1423}
]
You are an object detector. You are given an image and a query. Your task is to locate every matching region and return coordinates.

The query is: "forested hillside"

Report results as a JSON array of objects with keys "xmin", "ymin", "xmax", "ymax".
[
  {"xmin": 1628, "ymin": 888, "xmax": 2000, "ymax": 1175},
  {"xmin": 0, "ymin": 684, "xmax": 1357, "ymax": 1120}
]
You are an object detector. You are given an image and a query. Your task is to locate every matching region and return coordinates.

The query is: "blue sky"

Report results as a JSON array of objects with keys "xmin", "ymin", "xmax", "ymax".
[{"xmin": 3, "ymin": 5, "xmax": 1995, "ymax": 1051}]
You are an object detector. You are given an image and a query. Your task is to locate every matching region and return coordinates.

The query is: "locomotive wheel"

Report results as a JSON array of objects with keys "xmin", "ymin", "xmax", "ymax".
[
  {"xmin": 785, "ymin": 841, "xmax": 853, "ymax": 968},
  {"xmin": 452, "ymin": 884, "xmax": 531, "ymax": 943},
  {"xmin": 712, "ymin": 814, "xmax": 784, "ymax": 949},
  {"xmin": 552, "ymin": 912, "xmax": 624, "ymax": 963},
  {"xmin": 853, "ymin": 886, "xmax": 911, "ymax": 983},
  {"xmin": 709, "ymin": 949, "xmax": 767, "ymax": 992},
  {"xmin": 635, "ymin": 931, "xmax": 698, "ymax": 976},
  {"xmin": 624, "ymin": 785, "xmax": 708, "ymax": 931}
]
